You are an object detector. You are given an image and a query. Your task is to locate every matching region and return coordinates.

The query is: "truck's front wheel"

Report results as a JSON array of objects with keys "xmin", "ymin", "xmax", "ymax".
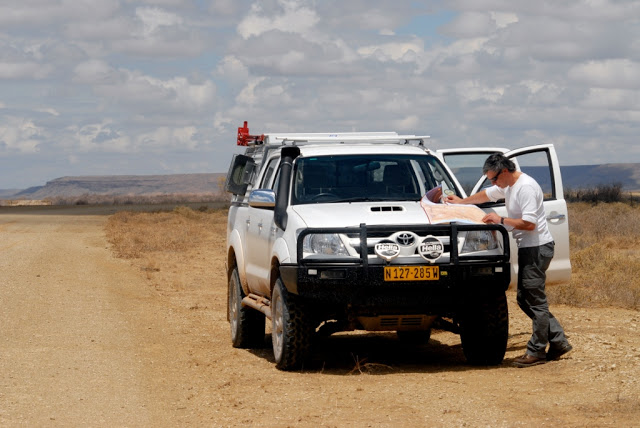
[
  {"xmin": 459, "ymin": 292, "xmax": 509, "ymax": 365},
  {"xmin": 229, "ymin": 267, "xmax": 264, "ymax": 348},
  {"xmin": 271, "ymin": 278, "xmax": 312, "ymax": 370}
]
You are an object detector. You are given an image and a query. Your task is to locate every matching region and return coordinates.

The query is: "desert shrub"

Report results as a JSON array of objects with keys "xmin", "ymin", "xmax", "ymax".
[
  {"xmin": 105, "ymin": 207, "xmax": 222, "ymax": 259},
  {"xmin": 51, "ymin": 192, "xmax": 231, "ymax": 206},
  {"xmin": 565, "ymin": 202, "xmax": 640, "ymax": 250},
  {"xmin": 564, "ymin": 183, "xmax": 637, "ymax": 204},
  {"xmin": 548, "ymin": 202, "xmax": 640, "ymax": 310}
]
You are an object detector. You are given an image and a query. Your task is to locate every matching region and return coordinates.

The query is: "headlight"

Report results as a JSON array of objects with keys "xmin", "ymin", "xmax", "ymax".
[
  {"xmin": 303, "ymin": 234, "xmax": 349, "ymax": 256},
  {"xmin": 461, "ymin": 230, "xmax": 499, "ymax": 253}
]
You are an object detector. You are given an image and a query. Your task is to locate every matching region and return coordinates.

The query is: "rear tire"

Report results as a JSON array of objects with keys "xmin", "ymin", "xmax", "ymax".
[
  {"xmin": 460, "ymin": 292, "xmax": 509, "ymax": 365},
  {"xmin": 271, "ymin": 278, "xmax": 313, "ymax": 370},
  {"xmin": 228, "ymin": 267, "xmax": 264, "ymax": 348}
]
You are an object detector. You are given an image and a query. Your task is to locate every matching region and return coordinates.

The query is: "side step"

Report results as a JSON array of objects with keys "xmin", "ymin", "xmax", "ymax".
[{"xmin": 242, "ymin": 293, "xmax": 272, "ymax": 318}]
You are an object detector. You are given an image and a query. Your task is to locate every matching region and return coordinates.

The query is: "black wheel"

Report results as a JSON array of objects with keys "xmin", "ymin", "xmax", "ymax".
[
  {"xmin": 397, "ymin": 329, "xmax": 432, "ymax": 344},
  {"xmin": 459, "ymin": 292, "xmax": 509, "ymax": 365},
  {"xmin": 271, "ymin": 278, "xmax": 313, "ymax": 370},
  {"xmin": 228, "ymin": 267, "xmax": 264, "ymax": 348}
]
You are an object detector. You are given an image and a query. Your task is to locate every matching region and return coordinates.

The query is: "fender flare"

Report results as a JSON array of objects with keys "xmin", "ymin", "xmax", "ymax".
[
  {"xmin": 270, "ymin": 237, "xmax": 291, "ymax": 288},
  {"xmin": 227, "ymin": 228, "xmax": 248, "ymax": 292}
]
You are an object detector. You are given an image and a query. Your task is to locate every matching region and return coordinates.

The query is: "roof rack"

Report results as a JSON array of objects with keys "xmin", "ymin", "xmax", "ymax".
[{"xmin": 237, "ymin": 121, "xmax": 429, "ymax": 146}]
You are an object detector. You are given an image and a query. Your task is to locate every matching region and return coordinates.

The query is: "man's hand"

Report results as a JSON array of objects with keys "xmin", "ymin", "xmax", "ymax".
[
  {"xmin": 482, "ymin": 212, "xmax": 501, "ymax": 224},
  {"xmin": 445, "ymin": 189, "xmax": 490, "ymax": 206},
  {"xmin": 445, "ymin": 194, "xmax": 464, "ymax": 204}
]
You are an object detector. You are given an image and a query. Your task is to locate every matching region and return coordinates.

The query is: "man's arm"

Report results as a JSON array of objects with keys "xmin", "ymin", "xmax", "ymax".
[
  {"xmin": 447, "ymin": 189, "xmax": 535, "ymax": 230},
  {"xmin": 446, "ymin": 189, "xmax": 490, "ymax": 205}
]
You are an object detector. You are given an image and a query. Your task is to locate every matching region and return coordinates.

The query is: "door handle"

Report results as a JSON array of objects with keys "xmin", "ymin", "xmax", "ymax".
[{"xmin": 547, "ymin": 213, "xmax": 566, "ymax": 220}]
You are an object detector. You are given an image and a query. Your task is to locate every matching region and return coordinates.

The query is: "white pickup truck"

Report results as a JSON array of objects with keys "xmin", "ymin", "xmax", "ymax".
[{"xmin": 225, "ymin": 122, "xmax": 570, "ymax": 370}]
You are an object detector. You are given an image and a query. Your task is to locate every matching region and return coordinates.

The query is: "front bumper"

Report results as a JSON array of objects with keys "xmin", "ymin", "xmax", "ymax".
[{"xmin": 280, "ymin": 223, "xmax": 511, "ymax": 317}]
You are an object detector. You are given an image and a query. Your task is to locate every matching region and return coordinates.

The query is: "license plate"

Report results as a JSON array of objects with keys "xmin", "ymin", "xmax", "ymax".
[{"xmin": 384, "ymin": 266, "xmax": 440, "ymax": 281}]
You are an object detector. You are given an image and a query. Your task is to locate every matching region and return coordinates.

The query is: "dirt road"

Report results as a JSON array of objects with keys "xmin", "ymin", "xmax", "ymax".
[{"xmin": 1, "ymin": 207, "xmax": 639, "ymax": 427}]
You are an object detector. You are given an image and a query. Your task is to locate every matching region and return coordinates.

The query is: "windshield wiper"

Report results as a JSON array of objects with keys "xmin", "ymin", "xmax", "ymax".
[{"xmin": 332, "ymin": 195, "xmax": 421, "ymax": 203}]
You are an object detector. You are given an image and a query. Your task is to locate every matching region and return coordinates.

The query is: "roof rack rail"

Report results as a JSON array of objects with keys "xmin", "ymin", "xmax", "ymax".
[{"xmin": 237, "ymin": 121, "xmax": 429, "ymax": 146}]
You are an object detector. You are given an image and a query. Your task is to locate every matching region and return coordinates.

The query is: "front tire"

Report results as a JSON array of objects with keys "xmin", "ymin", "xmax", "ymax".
[
  {"xmin": 459, "ymin": 292, "xmax": 509, "ymax": 365},
  {"xmin": 228, "ymin": 267, "xmax": 264, "ymax": 348},
  {"xmin": 271, "ymin": 278, "xmax": 313, "ymax": 370}
]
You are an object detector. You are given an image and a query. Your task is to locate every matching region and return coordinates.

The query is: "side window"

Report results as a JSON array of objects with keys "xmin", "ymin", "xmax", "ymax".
[
  {"xmin": 442, "ymin": 153, "xmax": 499, "ymax": 195},
  {"xmin": 422, "ymin": 158, "xmax": 458, "ymax": 195},
  {"xmin": 509, "ymin": 150, "xmax": 555, "ymax": 200},
  {"xmin": 260, "ymin": 158, "xmax": 280, "ymax": 190}
]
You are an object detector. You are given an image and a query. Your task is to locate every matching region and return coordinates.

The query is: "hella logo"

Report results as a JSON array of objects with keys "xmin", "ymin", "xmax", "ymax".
[
  {"xmin": 374, "ymin": 240, "xmax": 401, "ymax": 262},
  {"xmin": 419, "ymin": 236, "xmax": 444, "ymax": 262}
]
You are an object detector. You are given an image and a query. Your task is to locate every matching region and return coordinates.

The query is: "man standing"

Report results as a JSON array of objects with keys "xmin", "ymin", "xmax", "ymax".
[{"xmin": 446, "ymin": 153, "xmax": 572, "ymax": 367}]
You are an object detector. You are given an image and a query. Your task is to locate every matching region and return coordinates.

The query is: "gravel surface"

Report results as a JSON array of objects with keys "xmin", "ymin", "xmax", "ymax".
[{"xmin": 1, "ymin": 207, "xmax": 639, "ymax": 427}]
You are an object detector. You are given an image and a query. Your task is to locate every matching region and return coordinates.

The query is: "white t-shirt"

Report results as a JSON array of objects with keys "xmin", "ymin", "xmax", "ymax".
[{"xmin": 485, "ymin": 173, "xmax": 554, "ymax": 248}]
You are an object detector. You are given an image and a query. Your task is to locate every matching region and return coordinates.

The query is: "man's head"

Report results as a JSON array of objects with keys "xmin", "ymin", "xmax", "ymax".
[{"xmin": 483, "ymin": 154, "xmax": 516, "ymax": 187}]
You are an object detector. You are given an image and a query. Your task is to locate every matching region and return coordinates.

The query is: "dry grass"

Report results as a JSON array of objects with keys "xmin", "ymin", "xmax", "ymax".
[
  {"xmin": 105, "ymin": 203, "xmax": 639, "ymax": 310},
  {"xmin": 548, "ymin": 202, "xmax": 640, "ymax": 310},
  {"xmin": 51, "ymin": 192, "xmax": 229, "ymax": 206},
  {"xmin": 105, "ymin": 206, "xmax": 228, "ymax": 302},
  {"xmin": 105, "ymin": 206, "xmax": 224, "ymax": 259}
]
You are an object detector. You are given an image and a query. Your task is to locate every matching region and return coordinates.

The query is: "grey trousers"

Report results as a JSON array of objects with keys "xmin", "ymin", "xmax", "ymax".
[{"xmin": 517, "ymin": 242, "xmax": 569, "ymax": 358}]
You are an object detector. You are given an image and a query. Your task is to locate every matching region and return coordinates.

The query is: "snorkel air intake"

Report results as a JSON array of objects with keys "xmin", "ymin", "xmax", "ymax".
[{"xmin": 274, "ymin": 145, "xmax": 300, "ymax": 231}]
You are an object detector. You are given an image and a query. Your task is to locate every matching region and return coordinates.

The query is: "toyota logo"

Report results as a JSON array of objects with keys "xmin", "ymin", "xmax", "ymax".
[{"xmin": 396, "ymin": 232, "xmax": 415, "ymax": 246}]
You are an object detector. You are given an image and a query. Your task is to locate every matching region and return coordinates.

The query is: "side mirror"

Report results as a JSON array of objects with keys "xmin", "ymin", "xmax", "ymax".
[
  {"xmin": 224, "ymin": 154, "xmax": 256, "ymax": 195},
  {"xmin": 248, "ymin": 189, "xmax": 276, "ymax": 208}
]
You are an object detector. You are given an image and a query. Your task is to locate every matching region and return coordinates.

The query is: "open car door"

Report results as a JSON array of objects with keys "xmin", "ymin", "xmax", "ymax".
[{"xmin": 437, "ymin": 145, "xmax": 571, "ymax": 287}]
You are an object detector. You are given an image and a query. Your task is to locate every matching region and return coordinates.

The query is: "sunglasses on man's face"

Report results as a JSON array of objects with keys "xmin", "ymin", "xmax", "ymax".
[{"xmin": 488, "ymin": 169, "xmax": 503, "ymax": 183}]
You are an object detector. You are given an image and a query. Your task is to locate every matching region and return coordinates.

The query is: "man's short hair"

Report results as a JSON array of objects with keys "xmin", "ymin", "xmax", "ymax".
[{"xmin": 483, "ymin": 153, "xmax": 516, "ymax": 175}]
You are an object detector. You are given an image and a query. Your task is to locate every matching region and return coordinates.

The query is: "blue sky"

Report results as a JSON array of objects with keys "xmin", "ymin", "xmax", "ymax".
[{"xmin": 1, "ymin": 0, "xmax": 639, "ymax": 189}]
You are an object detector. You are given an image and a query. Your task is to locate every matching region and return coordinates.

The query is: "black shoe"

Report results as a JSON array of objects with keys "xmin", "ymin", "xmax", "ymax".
[{"xmin": 547, "ymin": 343, "xmax": 573, "ymax": 361}]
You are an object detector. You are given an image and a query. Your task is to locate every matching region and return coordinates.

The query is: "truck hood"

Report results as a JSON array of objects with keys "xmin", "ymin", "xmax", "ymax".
[{"xmin": 290, "ymin": 201, "xmax": 431, "ymax": 228}]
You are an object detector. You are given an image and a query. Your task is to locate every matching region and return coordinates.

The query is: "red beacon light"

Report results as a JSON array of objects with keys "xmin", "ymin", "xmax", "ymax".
[{"xmin": 237, "ymin": 121, "xmax": 264, "ymax": 146}]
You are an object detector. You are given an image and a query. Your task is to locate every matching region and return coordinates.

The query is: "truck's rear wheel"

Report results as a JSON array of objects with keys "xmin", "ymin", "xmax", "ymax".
[
  {"xmin": 271, "ymin": 278, "xmax": 312, "ymax": 370},
  {"xmin": 460, "ymin": 292, "xmax": 509, "ymax": 365},
  {"xmin": 228, "ymin": 267, "xmax": 264, "ymax": 348}
]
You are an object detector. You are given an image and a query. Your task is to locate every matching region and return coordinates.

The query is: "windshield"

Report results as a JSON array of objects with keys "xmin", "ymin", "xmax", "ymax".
[{"xmin": 291, "ymin": 154, "xmax": 458, "ymax": 205}]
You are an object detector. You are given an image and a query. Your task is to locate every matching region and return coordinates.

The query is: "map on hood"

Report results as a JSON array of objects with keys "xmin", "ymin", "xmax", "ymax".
[{"xmin": 420, "ymin": 194, "xmax": 486, "ymax": 224}]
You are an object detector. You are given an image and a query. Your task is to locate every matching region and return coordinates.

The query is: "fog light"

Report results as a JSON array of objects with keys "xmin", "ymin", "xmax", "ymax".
[
  {"xmin": 472, "ymin": 267, "xmax": 494, "ymax": 276},
  {"xmin": 320, "ymin": 270, "xmax": 346, "ymax": 280}
]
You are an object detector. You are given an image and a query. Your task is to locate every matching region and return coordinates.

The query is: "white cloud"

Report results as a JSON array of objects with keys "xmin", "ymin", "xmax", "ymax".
[
  {"xmin": 582, "ymin": 88, "xmax": 640, "ymax": 111},
  {"xmin": 135, "ymin": 7, "xmax": 183, "ymax": 37},
  {"xmin": 237, "ymin": 1, "xmax": 319, "ymax": 39},
  {"xmin": 441, "ymin": 11, "xmax": 497, "ymax": 38},
  {"xmin": 393, "ymin": 115, "xmax": 420, "ymax": 131},
  {"xmin": 358, "ymin": 39, "xmax": 424, "ymax": 62},
  {"xmin": 0, "ymin": 116, "xmax": 45, "ymax": 153},
  {"xmin": 490, "ymin": 11, "xmax": 518, "ymax": 28},
  {"xmin": 1, "ymin": 0, "xmax": 640, "ymax": 189},
  {"xmin": 216, "ymin": 55, "xmax": 250, "ymax": 84},
  {"xmin": 36, "ymin": 108, "xmax": 60, "ymax": 116},
  {"xmin": 73, "ymin": 61, "xmax": 216, "ymax": 112},
  {"xmin": 569, "ymin": 59, "xmax": 640, "ymax": 90},
  {"xmin": 456, "ymin": 80, "xmax": 505, "ymax": 103},
  {"xmin": 0, "ymin": 61, "xmax": 52, "ymax": 79}
]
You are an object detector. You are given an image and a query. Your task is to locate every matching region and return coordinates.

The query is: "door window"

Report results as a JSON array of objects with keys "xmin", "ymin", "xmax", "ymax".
[{"xmin": 508, "ymin": 150, "xmax": 556, "ymax": 200}]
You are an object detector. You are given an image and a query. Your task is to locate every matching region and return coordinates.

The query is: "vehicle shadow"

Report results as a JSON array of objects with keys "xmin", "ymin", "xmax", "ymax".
[{"xmin": 250, "ymin": 330, "xmax": 517, "ymax": 375}]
